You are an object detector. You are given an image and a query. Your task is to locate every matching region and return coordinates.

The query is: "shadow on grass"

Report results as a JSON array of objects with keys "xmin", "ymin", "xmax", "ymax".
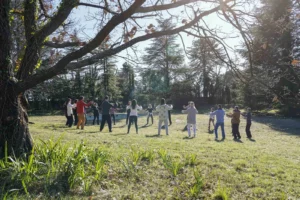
[
  {"xmin": 111, "ymin": 133, "xmax": 128, "ymax": 136},
  {"xmin": 139, "ymin": 124, "xmax": 150, "ymax": 129},
  {"xmin": 248, "ymin": 138, "xmax": 256, "ymax": 142},
  {"xmin": 145, "ymin": 134, "xmax": 161, "ymax": 138},
  {"xmin": 233, "ymin": 139, "xmax": 243, "ymax": 143},
  {"xmin": 113, "ymin": 124, "xmax": 127, "ymax": 128},
  {"xmin": 252, "ymin": 116, "xmax": 300, "ymax": 136},
  {"xmin": 183, "ymin": 136, "xmax": 195, "ymax": 140}
]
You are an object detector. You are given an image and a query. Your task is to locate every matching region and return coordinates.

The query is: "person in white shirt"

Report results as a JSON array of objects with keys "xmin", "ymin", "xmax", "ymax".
[
  {"xmin": 66, "ymin": 98, "xmax": 76, "ymax": 127},
  {"xmin": 208, "ymin": 107, "xmax": 215, "ymax": 131},
  {"xmin": 156, "ymin": 98, "xmax": 173, "ymax": 136},
  {"xmin": 127, "ymin": 99, "xmax": 142, "ymax": 134}
]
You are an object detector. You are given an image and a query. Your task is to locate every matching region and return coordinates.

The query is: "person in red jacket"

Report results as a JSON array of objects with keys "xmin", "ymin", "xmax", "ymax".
[{"xmin": 76, "ymin": 96, "xmax": 92, "ymax": 130}]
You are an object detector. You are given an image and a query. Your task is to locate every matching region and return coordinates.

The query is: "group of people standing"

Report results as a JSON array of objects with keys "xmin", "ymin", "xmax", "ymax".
[
  {"xmin": 209, "ymin": 105, "xmax": 252, "ymax": 140},
  {"xmin": 63, "ymin": 96, "xmax": 118, "ymax": 131},
  {"xmin": 64, "ymin": 97, "xmax": 253, "ymax": 140}
]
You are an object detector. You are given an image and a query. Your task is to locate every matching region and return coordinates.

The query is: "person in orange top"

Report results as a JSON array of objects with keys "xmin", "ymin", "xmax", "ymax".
[
  {"xmin": 76, "ymin": 96, "xmax": 92, "ymax": 130},
  {"xmin": 227, "ymin": 106, "xmax": 241, "ymax": 140}
]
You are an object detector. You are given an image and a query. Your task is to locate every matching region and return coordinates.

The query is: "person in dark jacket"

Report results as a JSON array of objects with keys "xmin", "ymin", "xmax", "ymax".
[
  {"xmin": 242, "ymin": 108, "xmax": 252, "ymax": 139},
  {"xmin": 92, "ymin": 102, "xmax": 100, "ymax": 125},
  {"xmin": 100, "ymin": 96, "xmax": 114, "ymax": 132}
]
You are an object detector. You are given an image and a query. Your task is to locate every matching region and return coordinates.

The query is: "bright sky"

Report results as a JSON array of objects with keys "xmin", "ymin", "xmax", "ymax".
[{"xmin": 67, "ymin": 0, "xmax": 256, "ymax": 71}]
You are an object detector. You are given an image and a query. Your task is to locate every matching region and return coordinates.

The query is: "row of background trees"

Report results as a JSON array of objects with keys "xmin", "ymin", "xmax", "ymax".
[{"xmin": 29, "ymin": 0, "xmax": 300, "ymax": 115}]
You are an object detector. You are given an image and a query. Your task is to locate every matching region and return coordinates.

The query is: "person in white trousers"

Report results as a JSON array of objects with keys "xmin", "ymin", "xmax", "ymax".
[
  {"xmin": 156, "ymin": 98, "xmax": 173, "ymax": 136},
  {"xmin": 182, "ymin": 102, "xmax": 198, "ymax": 137}
]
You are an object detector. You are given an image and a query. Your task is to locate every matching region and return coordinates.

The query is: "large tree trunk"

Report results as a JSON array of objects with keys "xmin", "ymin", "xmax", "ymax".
[{"xmin": 0, "ymin": 80, "xmax": 33, "ymax": 158}]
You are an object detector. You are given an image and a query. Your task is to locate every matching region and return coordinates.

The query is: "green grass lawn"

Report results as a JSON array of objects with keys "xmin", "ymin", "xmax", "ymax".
[{"xmin": 2, "ymin": 113, "xmax": 300, "ymax": 199}]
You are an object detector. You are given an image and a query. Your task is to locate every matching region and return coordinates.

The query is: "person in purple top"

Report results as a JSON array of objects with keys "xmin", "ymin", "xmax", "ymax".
[{"xmin": 211, "ymin": 104, "xmax": 226, "ymax": 140}]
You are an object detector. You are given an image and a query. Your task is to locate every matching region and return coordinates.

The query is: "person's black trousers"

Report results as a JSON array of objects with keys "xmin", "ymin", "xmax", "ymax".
[
  {"xmin": 111, "ymin": 114, "xmax": 116, "ymax": 125},
  {"xmin": 147, "ymin": 113, "xmax": 153, "ymax": 124},
  {"xmin": 232, "ymin": 123, "xmax": 241, "ymax": 139},
  {"xmin": 65, "ymin": 114, "xmax": 68, "ymax": 126},
  {"xmin": 126, "ymin": 110, "xmax": 130, "ymax": 124},
  {"xmin": 246, "ymin": 123, "xmax": 252, "ymax": 138},
  {"xmin": 128, "ymin": 116, "xmax": 138, "ymax": 133},
  {"xmin": 100, "ymin": 114, "xmax": 112, "ymax": 132},
  {"xmin": 67, "ymin": 115, "xmax": 73, "ymax": 127},
  {"xmin": 73, "ymin": 112, "xmax": 78, "ymax": 125},
  {"xmin": 168, "ymin": 110, "xmax": 172, "ymax": 125},
  {"xmin": 85, "ymin": 113, "xmax": 88, "ymax": 125},
  {"xmin": 93, "ymin": 111, "xmax": 99, "ymax": 125}
]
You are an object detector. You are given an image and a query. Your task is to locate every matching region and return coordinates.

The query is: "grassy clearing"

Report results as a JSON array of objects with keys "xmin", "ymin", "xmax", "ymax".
[{"xmin": 1, "ymin": 112, "xmax": 300, "ymax": 199}]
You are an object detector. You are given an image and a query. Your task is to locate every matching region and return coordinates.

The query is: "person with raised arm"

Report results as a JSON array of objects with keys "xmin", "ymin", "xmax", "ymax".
[
  {"xmin": 127, "ymin": 99, "xmax": 142, "ymax": 134},
  {"xmin": 182, "ymin": 102, "xmax": 198, "ymax": 137},
  {"xmin": 227, "ymin": 106, "xmax": 241, "ymax": 140},
  {"xmin": 242, "ymin": 107, "xmax": 252, "ymax": 139},
  {"xmin": 211, "ymin": 104, "xmax": 226, "ymax": 140},
  {"xmin": 76, "ymin": 96, "xmax": 93, "ymax": 130},
  {"xmin": 156, "ymin": 98, "xmax": 173, "ymax": 136}
]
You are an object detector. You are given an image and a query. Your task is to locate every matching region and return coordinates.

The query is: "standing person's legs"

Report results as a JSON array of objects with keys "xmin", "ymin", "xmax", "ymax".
[
  {"xmin": 85, "ymin": 114, "xmax": 87, "ymax": 125},
  {"xmin": 128, "ymin": 116, "xmax": 133, "ymax": 133},
  {"xmin": 212, "ymin": 119, "xmax": 215, "ymax": 128},
  {"xmin": 246, "ymin": 123, "xmax": 252, "ymax": 138},
  {"xmin": 107, "ymin": 115, "xmax": 112, "ymax": 132},
  {"xmin": 77, "ymin": 114, "xmax": 84, "ymax": 129},
  {"xmin": 147, "ymin": 114, "xmax": 149, "ymax": 124},
  {"xmin": 68, "ymin": 115, "xmax": 73, "ymax": 127},
  {"xmin": 158, "ymin": 120, "xmax": 163, "ymax": 135},
  {"xmin": 193, "ymin": 124, "xmax": 196, "ymax": 137},
  {"xmin": 208, "ymin": 119, "xmax": 211, "ymax": 130},
  {"xmin": 93, "ymin": 113, "xmax": 96, "ymax": 125},
  {"xmin": 187, "ymin": 123, "xmax": 191, "ymax": 137},
  {"xmin": 126, "ymin": 112, "xmax": 130, "ymax": 125},
  {"xmin": 168, "ymin": 111, "xmax": 172, "ymax": 125},
  {"xmin": 65, "ymin": 115, "xmax": 68, "ymax": 126},
  {"xmin": 96, "ymin": 113, "xmax": 99, "ymax": 125},
  {"xmin": 74, "ymin": 113, "xmax": 78, "ymax": 125},
  {"xmin": 232, "ymin": 124, "xmax": 237, "ymax": 139},
  {"xmin": 220, "ymin": 123, "xmax": 225, "ymax": 139},
  {"xmin": 151, "ymin": 114, "xmax": 153, "ymax": 124},
  {"xmin": 236, "ymin": 124, "xmax": 241, "ymax": 139},
  {"xmin": 214, "ymin": 123, "xmax": 219, "ymax": 139},
  {"xmin": 134, "ymin": 116, "xmax": 138, "ymax": 133},
  {"xmin": 81, "ymin": 114, "xmax": 86, "ymax": 129},
  {"xmin": 100, "ymin": 115, "xmax": 107, "ymax": 131},
  {"xmin": 164, "ymin": 119, "xmax": 169, "ymax": 135},
  {"xmin": 112, "ymin": 114, "xmax": 116, "ymax": 125}
]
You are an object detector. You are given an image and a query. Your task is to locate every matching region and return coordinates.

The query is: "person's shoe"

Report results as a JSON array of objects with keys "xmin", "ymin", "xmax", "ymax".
[
  {"xmin": 100, "ymin": 129, "xmax": 102, "ymax": 132},
  {"xmin": 194, "ymin": 134, "xmax": 196, "ymax": 138},
  {"xmin": 222, "ymin": 137, "xmax": 225, "ymax": 140},
  {"xmin": 109, "ymin": 130, "xmax": 112, "ymax": 133},
  {"xmin": 234, "ymin": 137, "xmax": 237, "ymax": 140},
  {"xmin": 238, "ymin": 137, "xmax": 241, "ymax": 139},
  {"xmin": 215, "ymin": 138, "xmax": 218, "ymax": 140}
]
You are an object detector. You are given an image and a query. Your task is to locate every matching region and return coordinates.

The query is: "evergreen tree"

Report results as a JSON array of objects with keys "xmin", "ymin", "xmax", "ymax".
[{"xmin": 142, "ymin": 18, "xmax": 184, "ymax": 94}]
